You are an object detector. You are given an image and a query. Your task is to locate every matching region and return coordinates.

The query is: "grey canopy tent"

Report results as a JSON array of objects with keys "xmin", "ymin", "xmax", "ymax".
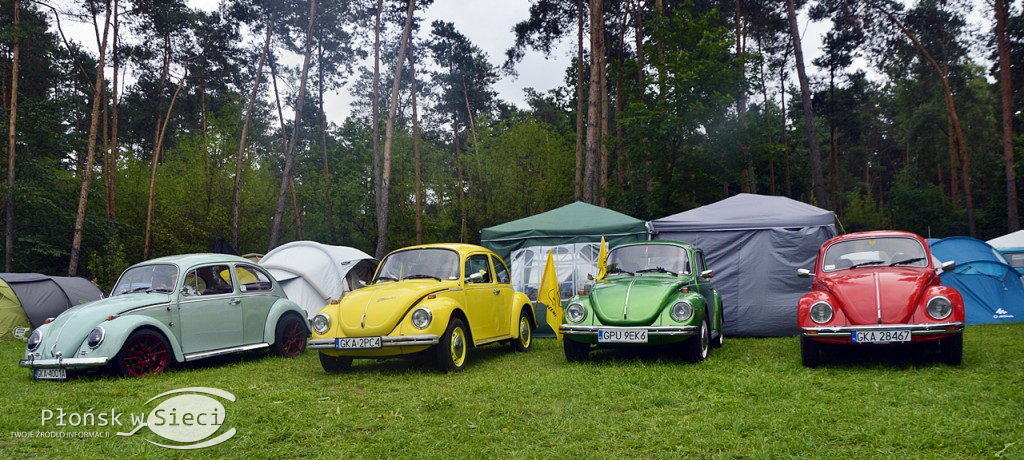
[
  {"xmin": 649, "ymin": 193, "xmax": 837, "ymax": 336},
  {"xmin": 0, "ymin": 273, "xmax": 104, "ymax": 342},
  {"xmin": 481, "ymin": 201, "xmax": 649, "ymax": 335}
]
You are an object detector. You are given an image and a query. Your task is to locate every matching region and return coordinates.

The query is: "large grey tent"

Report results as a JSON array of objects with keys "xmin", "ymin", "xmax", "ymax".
[
  {"xmin": 0, "ymin": 273, "xmax": 104, "ymax": 342},
  {"xmin": 649, "ymin": 194, "xmax": 836, "ymax": 336},
  {"xmin": 481, "ymin": 202, "xmax": 649, "ymax": 335}
]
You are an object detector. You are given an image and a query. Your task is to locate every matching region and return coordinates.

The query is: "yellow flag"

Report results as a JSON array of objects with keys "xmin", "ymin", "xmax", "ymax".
[
  {"xmin": 596, "ymin": 236, "xmax": 608, "ymax": 280},
  {"xmin": 538, "ymin": 250, "xmax": 563, "ymax": 341}
]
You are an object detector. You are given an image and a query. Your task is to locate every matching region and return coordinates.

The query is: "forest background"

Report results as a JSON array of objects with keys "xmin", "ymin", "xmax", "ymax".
[{"xmin": 0, "ymin": 0, "xmax": 1021, "ymax": 291}]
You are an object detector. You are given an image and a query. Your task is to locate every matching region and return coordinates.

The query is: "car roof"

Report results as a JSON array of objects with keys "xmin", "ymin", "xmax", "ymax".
[
  {"xmin": 826, "ymin": 230, "xmax": 925, "ymax": 245},
  {"xmin": 387, "ymin": 243, "xmax": 493, "ymax": 255},
  {"xmin": 131, "ymin": 253, "xmax": 256, "ymax": 269}
]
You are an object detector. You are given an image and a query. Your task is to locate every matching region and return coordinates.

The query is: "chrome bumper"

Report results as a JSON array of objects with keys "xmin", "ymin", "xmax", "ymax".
[
  {"xmin": 308, "ymin": 334, "xmax": 439, "ymax": 349},
  {"xmin": 560, "ymin": 325, "xmax": 700, "ymax": 337},
  {"xmin": 801, "ymin": 322, "xmax": 964, "ymax": 338},
  {"xmin": 19, "ymin": 356, "xmax": 109, "ymax": 369}
]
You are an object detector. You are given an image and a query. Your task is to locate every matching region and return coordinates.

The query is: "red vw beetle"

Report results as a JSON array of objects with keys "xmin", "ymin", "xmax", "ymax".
[{"xmin": 797, "ymin": 230, "xmax": 965, "ymax": 367}]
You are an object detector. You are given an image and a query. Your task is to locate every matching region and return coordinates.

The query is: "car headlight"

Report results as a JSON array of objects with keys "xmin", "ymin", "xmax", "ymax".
[
  {"xmin": 809, "ymin": 301, "xmax": 833, "ymax": 324},
  {"xmin": 565, "ymin": 302, "xmax": 586, "ymax": 323},
  {"xmin": 926, "ymin": 296, "xmax": 953, "ymax": 320},
  {"xmin": 411, "ymin": 308, "xmax": 432, "ymax": 329},
  {"xmin": 27, "ymin": 329, "xmax": 42, "ymax": 351},
  {"xmin": 312, "ymin": 313, "xmax": 330, "ymax": 335},
  {"xmin": 670, "ymin": 301, "xmax": 693, "ymax": 322},
  {"xmin": 86, "ymin": 326, "xmax": 105, "ymax": 348}
]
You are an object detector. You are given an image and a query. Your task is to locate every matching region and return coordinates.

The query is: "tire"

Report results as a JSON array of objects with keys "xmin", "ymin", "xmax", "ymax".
[
  {"xmin": 712, "ymin": 330, "xmax": 724, "ymax": 348},
  {"xmin": 319, "ymin": 352, "xmax": 353, "ymax": 373},
  {"xmin": 800, "ymin": 335, "xmax": 820, "ymax": 368},
  {"xmin": 113, "ymin": 329, "xmax": 171, "ymax": 378},
  {"xmin": 563, "ymin": 338, "xmax": 590, "ymax": 362},
  {"xmin": 940, "ymin": 333, "xmax": 963, "ymax": 366},
  {"xmin": 512, "ymin": 309, "xmax": 533, "ymax": 352},
  {"xmin": 271, "ymin": 314, "xmax": 307, "ymax": 357},
  {"xmin": 684, "ymin": 318, "xmax": 710, "ymax": 363},
  {"xmin": 435, "ymin": 318, "xmax": 468, "ymax": 372}
]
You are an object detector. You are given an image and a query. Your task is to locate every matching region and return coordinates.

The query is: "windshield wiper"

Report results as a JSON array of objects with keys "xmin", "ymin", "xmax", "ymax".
[
  {"xmin": 373, "ymin": 276, "xmax": 398, "ymax": 283},
  {"xmin": 607, "ymin": 267, "xmax": 634, "ymax": 276},
  {"xmin": 403, "ymin": 274, "xmax": 441, "ymax": 281},
  {"xmin": 849, "ymin": 260, "xmax": 885, "ymax": 269},
  {"xmin": 889, "ymin": 257, "xmax": 925, "ymax": 266},
  {"xmin": 636, "ymin": 267, "xmax": 672, "ymax": 274}
]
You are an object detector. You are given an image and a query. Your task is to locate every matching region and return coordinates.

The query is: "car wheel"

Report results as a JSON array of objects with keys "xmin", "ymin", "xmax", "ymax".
[
  {"xmin": 563, "ymin": 338, "xmax": 590, "ymax": 362},
  {"xmin": 800, "ymin": 335, "xmax": 820, "ymax": 368},
  {"xmin": 512, "ymin": 309, "xmax": 533, "ymax": 352},
  {"xmin": 319, "ymin": 352, "xmax": 352, "ymax": 373},
  {"xmin": 940, "ymin": 333, "xmax": 963, "ymax": 365},
  {"xmin": 435, "ymin": 318, "xmax": 468, "ymax": 372},
  {"xmin": 113, "ymin": 329, "xmax": 170, "ymax": 378},
  {"xmin": 684, "ymin": 318, "xmax": 710, "ymax": 363},
  {"xmin": 712, "ymin": 329, "xmax": 724, "ymax": 348},
  {"xmin": 271, "ymin": 313, "xmax": 307, "ymax": 357}
]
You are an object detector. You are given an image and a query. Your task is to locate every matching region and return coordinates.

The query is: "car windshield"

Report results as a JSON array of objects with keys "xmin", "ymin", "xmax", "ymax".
[
  {"xmin": 607, "ymin": 244, "xmax": 690, "ymax": 275},
  {"xmin": 822, "ymin": 237, "xmax": 929, "ymax": 272},
  {"xmin": 374, "ymin": 248, "xmax": 460, "ymax": 282},
  {"xmin": 112, "ymin": 264, "xmax": 180, "ymax": 295}
]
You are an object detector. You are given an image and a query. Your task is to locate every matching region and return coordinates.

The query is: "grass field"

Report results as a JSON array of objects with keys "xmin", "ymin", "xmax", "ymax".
[{"xmin": 1, "ymin": 323, "xmax": 1022, "ymax": 459}]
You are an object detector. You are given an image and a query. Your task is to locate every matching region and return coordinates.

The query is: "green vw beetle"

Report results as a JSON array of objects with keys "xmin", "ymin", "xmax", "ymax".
[
  {"xmin": 20, "ymin": 254, "xmax": 309, "ymax": 379},
  {"xmin": 560, "ymin": 241, "xmax": 724, "ymax": 363}
]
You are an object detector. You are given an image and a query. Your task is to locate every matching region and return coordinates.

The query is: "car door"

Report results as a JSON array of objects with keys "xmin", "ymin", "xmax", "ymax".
[
  {"xmin": 178, "ymin": 264, "xmax": 244, "ymax": 354},
  {"xmin": 235, "ymin": 264, "xmax": 278, "ymax": 344},
  {"xmin": 490, "ymin": 255, "xmax": 513, "ymax": 336},
  {"xmin": 693, "ymin": 251, "xmax": 717, "ymax": 323},
  {"xmin": 462, "ymin": 253, "xmax": 503, "ymax": 341}
]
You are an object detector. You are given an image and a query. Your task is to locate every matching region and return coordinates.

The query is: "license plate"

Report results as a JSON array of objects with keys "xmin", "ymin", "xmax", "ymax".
[
  {"xmin": 34, "ymin": 368, "xmax": 67, "ymax": 380},
  {"xmin": 852, "ymin": 329, "xmax": 911, "ymax": 344},
  {"xmin": 597, "ymin": 329, "xmax": 648, "ymax": 343},
  {"xmin": 335, "ymin": 337, "xmax": 381, "ymax": 349}
]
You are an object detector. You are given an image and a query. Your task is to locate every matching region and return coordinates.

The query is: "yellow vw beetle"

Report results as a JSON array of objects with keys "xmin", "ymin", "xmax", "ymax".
[{"xmin": 309, "ymin": 243, "xmax": 535, "ymax": 372}]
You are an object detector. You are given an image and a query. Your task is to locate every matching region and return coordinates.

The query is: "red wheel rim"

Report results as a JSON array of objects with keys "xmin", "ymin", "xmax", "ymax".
[
  {"xmin": 280, "ymin": 319, "xmax": 305, "ymax": 356},
  {"xmin": 123, "ymin": 334, "xmax": 168, "ymax": 377}
]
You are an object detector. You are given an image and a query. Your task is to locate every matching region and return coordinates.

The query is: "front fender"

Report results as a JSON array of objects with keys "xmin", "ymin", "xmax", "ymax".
[
  {"xmin": 912, "ymin": 285, "xmax": 965, "ymax": 323},
  {"xmin": 82, "ymin": 316, "xmax": 186, "ymax": 364},
  {"xmin": 797, "ymin": 291, "xmax": 849, "ymax": 327},
  {"xmin": 263, "ymin": 299, "xmax": 311, "ymax": 344}
]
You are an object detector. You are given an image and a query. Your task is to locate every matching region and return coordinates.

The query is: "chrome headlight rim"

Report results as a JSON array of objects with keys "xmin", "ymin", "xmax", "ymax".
[
  {"xmin": 312, "ymin": 313, "xmax": 331, "ymax": 335},
  {"xmin": 86, "ymin": 326, "xmax": 106, "ymax": 349},
  {"xmin": 565, "ymin": 302, "xmax": 586, "ymax": 323},
  {"xmin": 809, "ymin": 301, "xmax": 834, "ymax": 324},
  {"xmin": 411, "ymin": 307, "xmax": 432, "ymax": 329},
  {"xmin": 670, "ymin": 301, "xmax": 694, "ymax": 322},
  {"xmin": 27, "ymin": 329, "xmax": 42, "ymax": 351},
  {"xmin": 926, "ymin": 295, "xmax": 953, "ymax": 320}
]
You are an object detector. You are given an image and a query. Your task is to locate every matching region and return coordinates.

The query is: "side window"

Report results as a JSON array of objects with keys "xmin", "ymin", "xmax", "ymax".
[
  {"xmin": 237, "ymin": 265, "xmax": 273, "ymax": 292},
  {"xmin": 695, "ymin": 253, "xmax": 707, "ymax": 274},
  {"xmin": 465, "ymin": 255, "xmax": 492, "ymax": 283},
  {"xmin": 198, "ymin": 265, "xmax": 234, "ymax": 295},
  {"xmin": 182, "ymin": 270, "xmax": 203, "ymax": 296},
  {"xmin": 491, "ymin": 255, "xmax": 510, "ymax": 284}
]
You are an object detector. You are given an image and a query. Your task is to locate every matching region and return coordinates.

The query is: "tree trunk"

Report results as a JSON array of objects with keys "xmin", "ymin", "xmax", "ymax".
[
  {"xmin": 318, "ymin": 38, "xmax": 335, "ymax": 243},
  {"xmin": 372, "ymin": 0, "xmax": 382, "ymax": 244},
  {"xmin": 143, "ymin": 64, "xmax": 190, "ymax": 260},
  {"xmin": 575, "ymin": 0, "xmax": 585, "ymax": 201},
  {"xmin": 786, "ymin": 0, "xmax": 828, "ymax": 208},
  {"xmin": 269, "ymin": 0, "xmax": 318, "ymax": 251},
  {"xmin": 583, "ymin": 0, "xmax": 604, "ymax": 205},
  {"xmin": 376, "ymin": 0, "xmax": 416, "ymax": 258},
  {"xmin": 410, "ymin": 47, "xmax": 422, "ymax": 245},
  {"xmin": 69, "ymin": 2, "xmax": 112, "ymax": 276},
  {"xmin": 233, "ymin": 17, "xmax": 273, "ymax": 250},
  {"xmin": 995, "ymin": 0, "xmax": 1018, "ymax": 232},
  {"xmin": 463, "ymin": 79, "xmax": 488, "ymax": 220},
  {"xmin": 106, "ymin": 0, "xmax": 121, "ymax": 282},
  {"xmin": 5, "ymin": 0, "xmax": 19, "ymax": 272}
]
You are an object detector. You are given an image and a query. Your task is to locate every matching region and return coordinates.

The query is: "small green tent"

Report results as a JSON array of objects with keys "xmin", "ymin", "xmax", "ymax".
[
  {"xmin": 0, "ymin": 274, "xmax": 104, "ymax": 342},
  {"xmin": 481, "ymin": 202, "xmax": 649, "ymax": 335}
]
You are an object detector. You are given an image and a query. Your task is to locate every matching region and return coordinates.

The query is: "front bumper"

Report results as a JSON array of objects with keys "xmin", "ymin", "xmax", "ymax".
[
  {"xmin": 308, "ymin": 334, "xmax": 440, "ymax": 349},
  {"xmin": 801, "ymin": 322, "xmax": 964, "ymax": 338},
  {"xmin": 19, "ymin": 356, "xmax": 110, "ymax": 369},
  {"xmin": 560, "ymin": 325, "xmax": 700, "ymax": 337}
]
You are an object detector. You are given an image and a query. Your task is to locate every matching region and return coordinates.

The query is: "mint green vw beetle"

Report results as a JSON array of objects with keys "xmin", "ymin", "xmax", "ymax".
[
  {"xmin": 20, "ymin": 254, "xmax": 309, "ymax": 379},
  {"xmin": 560, "ymin": 241, "xmax": 724, "ymax": 363}
]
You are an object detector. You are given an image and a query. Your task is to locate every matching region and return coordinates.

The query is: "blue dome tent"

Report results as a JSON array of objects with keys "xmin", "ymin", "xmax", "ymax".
[{"xmin": 929, "ymin": 237, "xmax": 1024, "ymax": 325}]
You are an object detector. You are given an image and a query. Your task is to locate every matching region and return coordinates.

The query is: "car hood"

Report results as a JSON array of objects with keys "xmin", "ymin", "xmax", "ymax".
[
  {"xmin": 34, "ymin": 294, "xmax": 170, "ymax": 359},
  {"xmin": 337, "ymin": 281, "xmax": 452, "ymax": 336},
  {"xmin": 589, "ymin": 276, "xmax": 685, "ymax": 326},
  {"xmin": 820, "ymin": 268, "xmax": 931, "ymax": 325}
]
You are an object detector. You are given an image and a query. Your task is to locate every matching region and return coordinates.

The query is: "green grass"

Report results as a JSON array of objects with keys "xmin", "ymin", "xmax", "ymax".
[{"xmin": 1, "ymin": 323, "xmax": 1022, "ymax": 459}]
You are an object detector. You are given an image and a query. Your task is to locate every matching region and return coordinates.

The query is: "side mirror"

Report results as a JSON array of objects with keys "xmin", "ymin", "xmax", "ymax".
[
  {"xmin": 467, "ymin": 271, "xmax": 484, "ymax": 283},
  {"xmin": 797, "ymin": 268, "xmax": 813, "ymax": 278},
  {"xmin": 940, "ymin": 260, "xmax": 956, "ymax": 272},
  {"xmin": 700, "ymin": 269, "xmax": 714, "ymax": 279},
  {"xmin": 587, "ymin": 274, "xmax": 594, "ymax": 281}
]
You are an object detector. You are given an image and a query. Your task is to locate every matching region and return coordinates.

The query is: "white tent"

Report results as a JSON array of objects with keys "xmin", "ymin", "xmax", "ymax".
[
  {"xmin": 649, "ymin": 194, "xmax": 837, "ymax": 337},
  {"xmin": 260, "ymin": 241, "xmax": 377, "ymax": 319},
  {"xmin": 987, "ymin": 230, "xmax": 1024, "ymax": 276}
]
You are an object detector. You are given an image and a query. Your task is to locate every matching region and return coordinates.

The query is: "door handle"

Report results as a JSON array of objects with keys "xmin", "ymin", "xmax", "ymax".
[
  {"xmin": 493, "ymin": 289, "xmax": 500, "ymax": 295},
  {"xmin": 229, "ymin": 298, "xmax": 241, "ymax": 305}
]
